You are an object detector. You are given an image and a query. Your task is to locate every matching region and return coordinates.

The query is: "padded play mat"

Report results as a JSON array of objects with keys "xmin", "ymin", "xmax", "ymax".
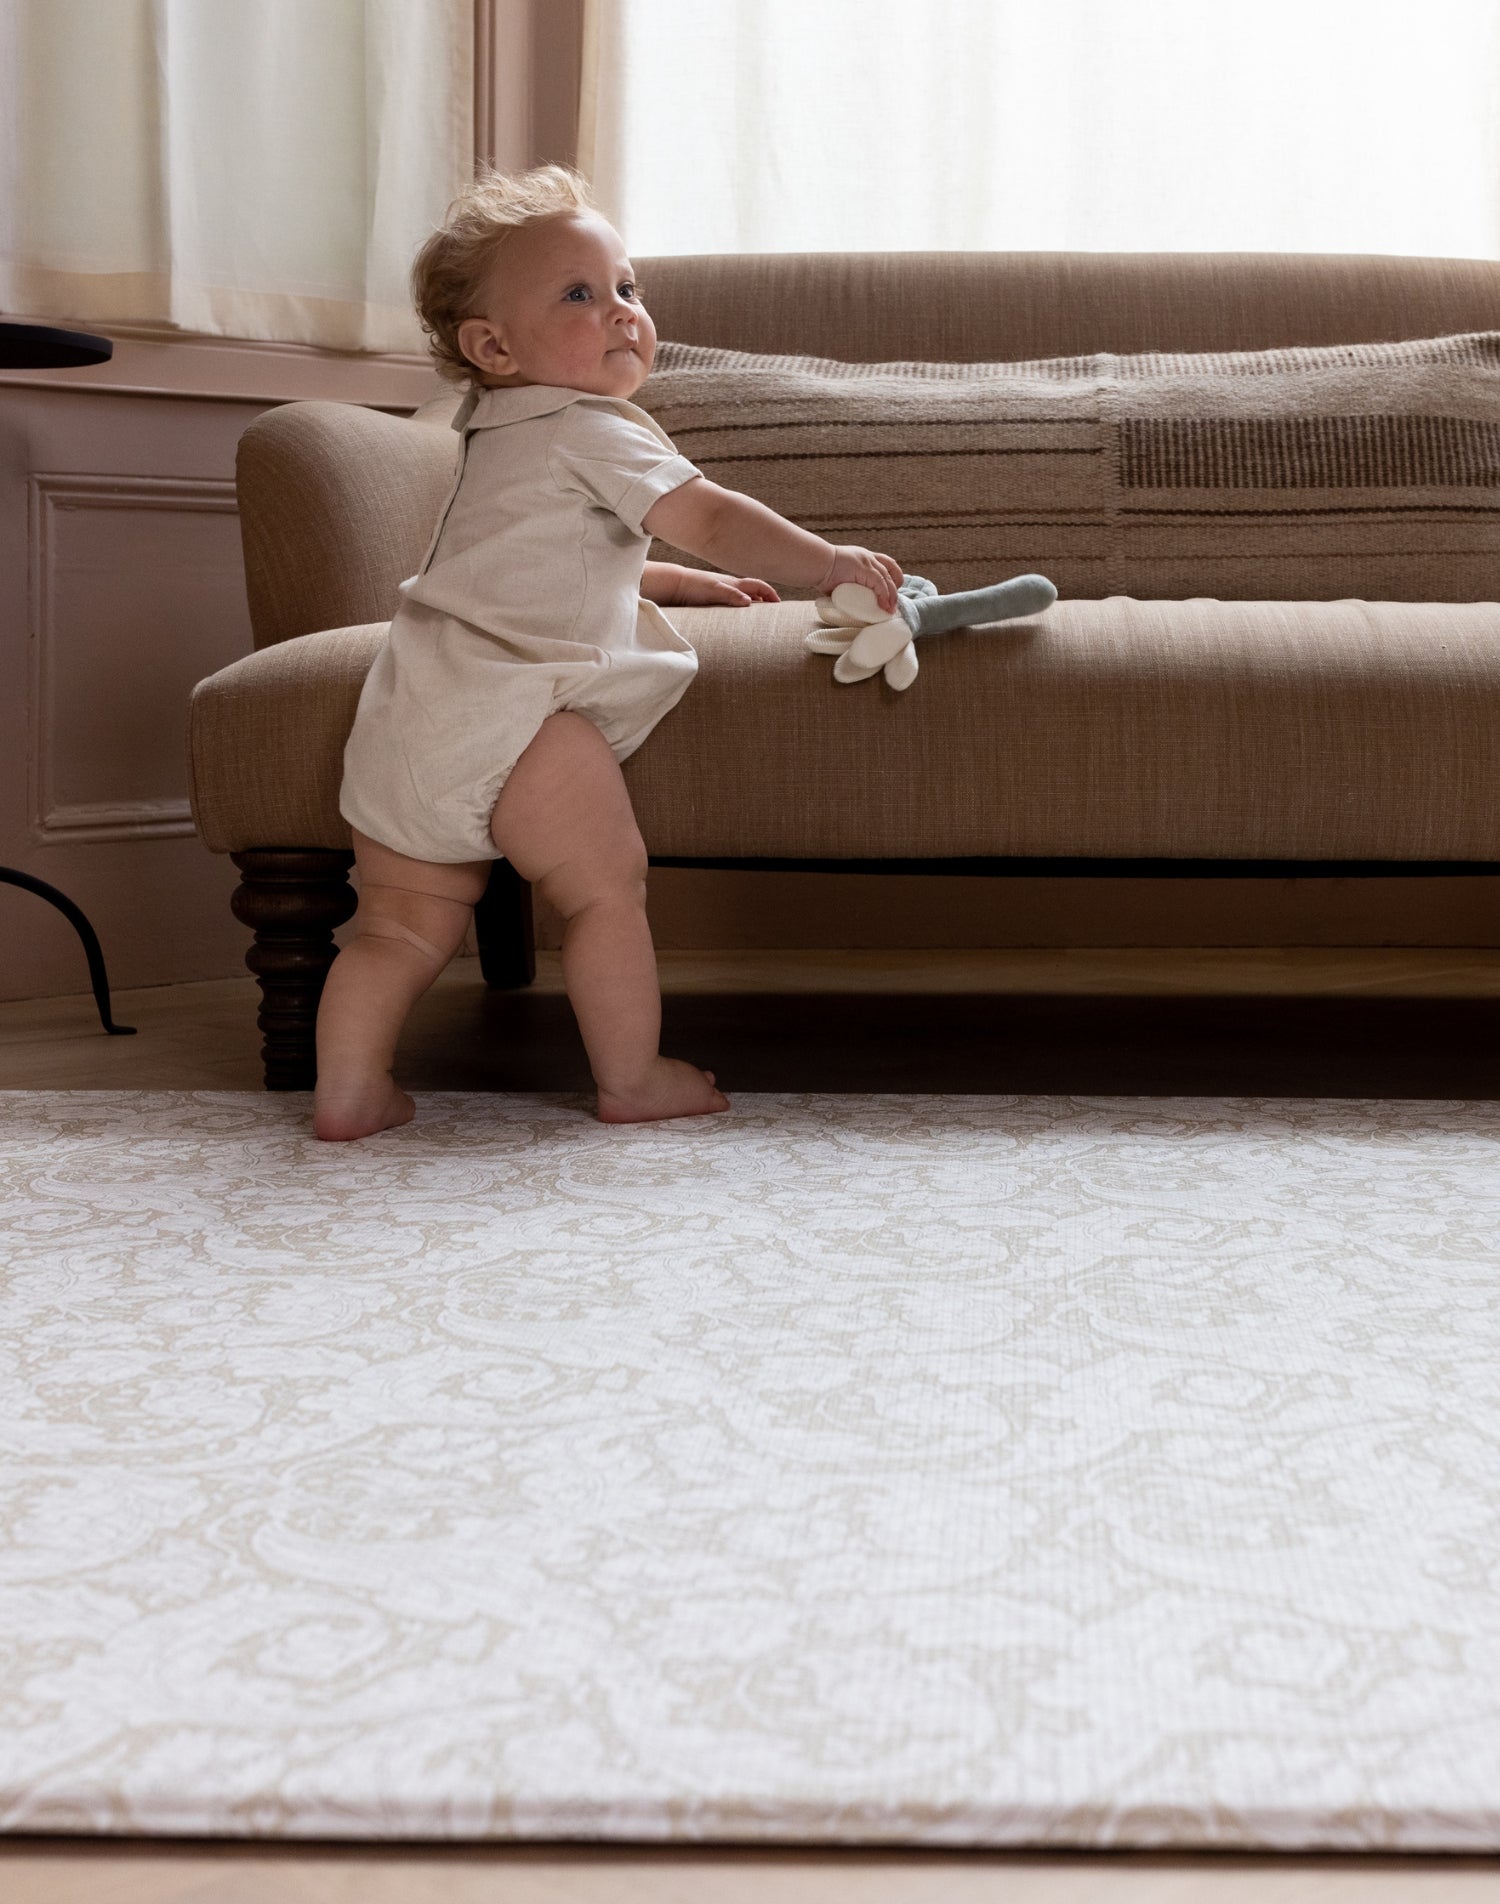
[{"xmin": 2, "ymin": 1090, "xmax": 1497, "ymax": 1848}]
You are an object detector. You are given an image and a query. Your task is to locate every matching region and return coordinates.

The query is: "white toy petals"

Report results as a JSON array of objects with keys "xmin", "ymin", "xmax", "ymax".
[
  {"xmin": 846, "ymin": 615, "xmax": 916, "ymax": 671},
  {"xmin": 809, "ymin": 587, "xmax": 922, "ymax": 690},
  {"xmin": 814, "ymin": 593, "xmax": 869, "ymax": 628},
  {"xmin": 804, "ymin": 628, "xmax": 855, "ymax": 655},
  {"xmin": 884, "ymin": 641, "xmax": 919, "ymax": 690},
  {"xmin": 832, "ymin": 646, "xmax": 888, "ymax": 683},
  {"xmin": 829, "ymin": 582, "xmax": 887, "ymax": 621}
]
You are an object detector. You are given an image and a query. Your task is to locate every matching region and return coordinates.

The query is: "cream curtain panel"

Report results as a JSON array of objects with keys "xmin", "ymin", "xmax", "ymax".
[
  {"xmin": 0, "ymin": 0, "xmax": 472, "ymax": 353},
  {"xmin": 580, "ymin": 0, "xmax": 1500, "ymax": 260}
]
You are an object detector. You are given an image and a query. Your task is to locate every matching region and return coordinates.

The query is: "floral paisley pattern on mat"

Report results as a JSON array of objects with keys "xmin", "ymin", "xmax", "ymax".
[{"xmin": 1, "ymin": 1090, "xmax": 1498, "ymax": 1848}]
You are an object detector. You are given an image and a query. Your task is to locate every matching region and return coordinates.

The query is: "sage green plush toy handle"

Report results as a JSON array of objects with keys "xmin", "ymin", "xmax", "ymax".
[{"xmin": 902, "ymin": 572, "xmax": 1058, "ymax": 636}]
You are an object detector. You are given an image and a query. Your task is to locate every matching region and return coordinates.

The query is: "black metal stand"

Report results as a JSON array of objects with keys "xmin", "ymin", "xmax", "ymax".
[
  {"xmin": 0, "ymin": 868, "xmax": 135, "ymax": 1035},
  {"xmin": 2, "ymin": 320, "xmax": 130, "ymax": 1037}
]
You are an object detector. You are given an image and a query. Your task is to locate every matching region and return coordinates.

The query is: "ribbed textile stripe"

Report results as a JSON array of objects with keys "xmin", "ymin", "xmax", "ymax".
[{"xmin": 1120, "ymin": 415, "xmax": 1500, "ymax": 490}]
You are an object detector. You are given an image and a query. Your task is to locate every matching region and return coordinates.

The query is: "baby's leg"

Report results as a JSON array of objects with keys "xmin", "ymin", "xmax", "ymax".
[
  {"xmin": 489, "ymin": 710, "xmax": 730, "ymax": 1123},
  {"xmin": 313, "ymin": 828, "xmax": 489, "ymax": 1141}
]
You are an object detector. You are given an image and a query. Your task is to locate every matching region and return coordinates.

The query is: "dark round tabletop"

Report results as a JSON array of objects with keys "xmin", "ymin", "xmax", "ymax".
[{"xmin": 0, "ymin": 321, "xmax": 113, "ymax": 370}]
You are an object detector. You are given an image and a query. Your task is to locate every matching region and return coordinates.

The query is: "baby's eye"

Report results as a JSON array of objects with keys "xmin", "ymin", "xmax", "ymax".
[
  {"xmin": 619, "ymin": 281, "xmax": 639, "ymax": 301},
  {"xmin": 564, "ymin": 285, "xmax": 590, "ymax": 302}
]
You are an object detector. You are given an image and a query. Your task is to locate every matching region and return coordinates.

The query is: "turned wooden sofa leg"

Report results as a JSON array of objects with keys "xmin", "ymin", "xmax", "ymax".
[
  {"xmin": 229, "ymin": 848, "xmax": 357, "ymax": 1091},
  {"xmin": 473, "ymin": 858, "xmax": 536, "ymax": 988}
]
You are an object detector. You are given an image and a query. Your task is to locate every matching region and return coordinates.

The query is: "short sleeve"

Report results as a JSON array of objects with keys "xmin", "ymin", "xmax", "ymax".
[{"xmin": 549, "ymin": 404, "xmax": 702, "ymax": 537}]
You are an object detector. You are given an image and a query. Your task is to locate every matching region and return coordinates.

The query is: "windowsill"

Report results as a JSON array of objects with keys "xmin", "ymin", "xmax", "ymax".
[{"xmin": 0, "ymin": 319, "xmax": 449, "ymax": 411}]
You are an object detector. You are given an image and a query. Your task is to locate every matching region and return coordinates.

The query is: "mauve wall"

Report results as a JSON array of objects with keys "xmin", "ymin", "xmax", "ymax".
[{"xmin": 0, "ymin": 349, "xmax": 442, "ymax": 1002}]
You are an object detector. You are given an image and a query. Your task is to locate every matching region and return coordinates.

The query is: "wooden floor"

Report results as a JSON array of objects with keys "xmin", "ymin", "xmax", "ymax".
[
  {"xmin": 3, "ymin": 945, "xmax": 1499, "ymax": 1097},
  {"xmin": 3, "ymin": 948, "xmax": 1499, "ymax": 1900},
  {"xmin": 3, "ymin": 1840, "xmax": 1499, "ymax": 1903}
]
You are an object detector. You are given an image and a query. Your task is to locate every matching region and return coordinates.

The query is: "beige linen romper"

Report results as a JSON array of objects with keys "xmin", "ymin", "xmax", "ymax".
[{"xmin": 339, "ymin": 382, "xmax": 704, "ymax": 863}]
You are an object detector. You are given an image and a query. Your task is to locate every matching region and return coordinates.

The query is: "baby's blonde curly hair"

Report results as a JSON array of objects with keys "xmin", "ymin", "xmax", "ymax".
[{"xmin": 411, "ymin": 162, "xmax": 597, "ymax": 386}]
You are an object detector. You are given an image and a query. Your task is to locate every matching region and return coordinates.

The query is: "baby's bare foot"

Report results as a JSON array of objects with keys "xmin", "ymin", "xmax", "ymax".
[
  {"xmin": 596, "ymin": 1057, "xmax": 730, "ymax": 1124},
  {"xmin": 313, "ymin": 1072, "xmax": 416, "ymax": 1142}
]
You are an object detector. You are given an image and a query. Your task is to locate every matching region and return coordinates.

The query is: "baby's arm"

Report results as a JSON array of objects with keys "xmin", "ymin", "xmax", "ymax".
[
  {"xmin": 643, "ymin": 478, "xmax": 902, "ymax": 614},
  {"xmin": 640, "ymin": 559, "xmax": 780, "ymax": 608}
]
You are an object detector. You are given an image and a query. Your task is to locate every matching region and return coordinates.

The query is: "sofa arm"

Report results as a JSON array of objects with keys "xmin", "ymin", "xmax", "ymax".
[{"xmin": 236, "ymin": 401, "xmax": 457, "ymax": 650}]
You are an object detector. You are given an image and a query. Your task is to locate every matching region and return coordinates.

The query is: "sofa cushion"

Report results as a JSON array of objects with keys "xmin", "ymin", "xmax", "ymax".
[
  {"xmin": 638, "ymin": 333, "xmax": 1500, "ymax": 605},
  {"xmin": 187, "ymin": 601, "xmax": 1500, "ymax": 861},
  {"xmin": 188, "ymin": 623, "xmax": 386, "ymax": 853}
]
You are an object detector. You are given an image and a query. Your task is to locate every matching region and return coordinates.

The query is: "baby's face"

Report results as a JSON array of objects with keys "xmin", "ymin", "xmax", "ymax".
[{"xmin": 457, "ymin": 211, "xmax": 656, "ymax": 398}]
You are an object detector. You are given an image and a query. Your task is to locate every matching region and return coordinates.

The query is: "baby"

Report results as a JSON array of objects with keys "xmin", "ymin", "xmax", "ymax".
[{"xmin": 314, "ymin": 163, "xmax": 903, "ymax": 1141}]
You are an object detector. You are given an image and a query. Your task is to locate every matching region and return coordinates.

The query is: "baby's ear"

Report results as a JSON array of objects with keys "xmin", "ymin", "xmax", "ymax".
[{"xmin": 456, "ymin": 315, "xmax": 512, "ymax": 378}]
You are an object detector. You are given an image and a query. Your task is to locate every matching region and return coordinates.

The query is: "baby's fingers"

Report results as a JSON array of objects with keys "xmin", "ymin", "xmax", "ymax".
[{"xmin": 853, "ymin": 553, "xmax": 899, "ymax": 612}]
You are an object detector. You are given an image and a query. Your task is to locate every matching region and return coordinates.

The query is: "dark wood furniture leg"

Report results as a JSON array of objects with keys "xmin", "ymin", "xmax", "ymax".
[
  {"xmin": 474, "ymin": 859, "xmax": 536, "ymax": 988},
  {"xmin": 230, "ymin": 848, "xmax": 357, "ymax": 1090}
]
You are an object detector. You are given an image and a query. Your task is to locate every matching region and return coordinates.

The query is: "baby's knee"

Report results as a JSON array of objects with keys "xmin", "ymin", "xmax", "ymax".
[
  {"xmin": 538, "ymin": 844, "xmax": 649, "ymax": 923},
  {"xmin": 355, "ymin": 882, "xmax": 473, "ymax": 967}
]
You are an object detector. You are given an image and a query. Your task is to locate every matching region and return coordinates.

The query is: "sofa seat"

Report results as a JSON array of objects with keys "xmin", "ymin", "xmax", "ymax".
[{"xmin": 188, "ymin": 597, "xmax": 1500, "ymax": 864}]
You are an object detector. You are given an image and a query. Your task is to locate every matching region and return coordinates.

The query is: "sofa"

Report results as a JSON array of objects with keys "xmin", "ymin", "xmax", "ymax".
[{"xmin": 186, "ymin": 250, "xmax": 1500, "ymax": 1090}]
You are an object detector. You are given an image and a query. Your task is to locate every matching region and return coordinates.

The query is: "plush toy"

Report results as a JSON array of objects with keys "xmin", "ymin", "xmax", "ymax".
[{"xmin": 805, "ymin": 572, "xmax": 1059, "ymax": 690}]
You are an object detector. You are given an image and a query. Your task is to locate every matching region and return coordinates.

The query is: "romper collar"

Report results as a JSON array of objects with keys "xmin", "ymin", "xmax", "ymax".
[{"xmin": 451, "ymin": 383, "xmax": 590, "ymax": 434}]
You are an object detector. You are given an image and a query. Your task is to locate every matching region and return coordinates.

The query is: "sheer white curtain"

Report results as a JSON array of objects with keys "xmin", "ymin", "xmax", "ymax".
[
  {"xmin": 581, "ymin": 0, "xmax": 1500, "ymax": 260},
  {"xmin": 0, "ymin": 0, "xmax": 472, "ymax": 353}
]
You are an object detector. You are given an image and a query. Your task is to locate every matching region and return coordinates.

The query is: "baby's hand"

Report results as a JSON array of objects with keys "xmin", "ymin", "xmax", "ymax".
[
  {"xmin": 678, "ymin": 570, "xmax": 781, "ymax": 607},
  {"xmin": 820, "ymin": 545, "xmax": 904, "ymax": 615}
]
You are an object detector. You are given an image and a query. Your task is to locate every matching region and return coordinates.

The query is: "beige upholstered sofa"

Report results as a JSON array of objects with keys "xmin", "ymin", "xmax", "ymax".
[{"xmin": 187, "ymin": 251, "xmax": 1500, "ymax": 1090}]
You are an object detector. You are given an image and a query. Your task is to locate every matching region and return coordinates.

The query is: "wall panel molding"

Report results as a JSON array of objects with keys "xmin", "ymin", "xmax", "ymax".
[{"xmin": 27, "ymin": 472, "xmax": 245, "ymax": 846}]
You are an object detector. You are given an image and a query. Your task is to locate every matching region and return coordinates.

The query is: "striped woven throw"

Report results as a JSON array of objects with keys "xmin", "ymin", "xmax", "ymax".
[{"xmin": 638, "ymin": 332, "xmax": 1500, "ymax": 602}]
